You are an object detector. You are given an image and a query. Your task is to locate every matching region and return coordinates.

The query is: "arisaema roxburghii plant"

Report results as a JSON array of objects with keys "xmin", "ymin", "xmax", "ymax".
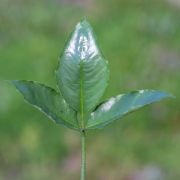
[{"xmin": 12, "ymin": 19, "xmax": 173, "ymax": 180}]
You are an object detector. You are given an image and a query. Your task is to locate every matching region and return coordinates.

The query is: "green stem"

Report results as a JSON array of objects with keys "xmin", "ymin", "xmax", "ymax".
[{"xmin": 81, "ymin": 130, "xmax": 86, "ymax": 180}]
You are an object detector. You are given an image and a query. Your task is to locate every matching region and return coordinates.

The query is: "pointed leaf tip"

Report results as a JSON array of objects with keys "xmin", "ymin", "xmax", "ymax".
[
  {"xmin": 76, "ymin": 19, "xmax": 92, "ymax": 33},
  {"xmin": 81, "ymin": 17, "xmax": 88, "ymax": 24},
  {"xmin": 11, "ymin": 80, "xmax": 19, "ymax": 86}
]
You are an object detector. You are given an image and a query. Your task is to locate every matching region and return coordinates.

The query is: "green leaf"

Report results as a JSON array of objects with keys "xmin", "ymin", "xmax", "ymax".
[
  {"xmin": 87, "ymin": 90, "xmax": 173, "ymax": 129},
  {"xmin": 12, "ymin": 80, "xmax": 79, "ymax": 130},
  {"xmin": 56, "ymin": 19, "xmax": 109, "ymax": 114}
]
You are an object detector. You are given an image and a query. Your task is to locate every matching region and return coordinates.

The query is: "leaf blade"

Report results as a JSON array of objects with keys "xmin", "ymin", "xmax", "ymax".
[
  {"xmin": 56, "ymin": 19, "xmax": 109, "ymax": 114},
  {"xmin": 12, "ymin": 80, "xmax": 79, "ymax": 130},
  {"xmin": 87, "ymin": 90, "xmax": 173, "ymax": 129}
]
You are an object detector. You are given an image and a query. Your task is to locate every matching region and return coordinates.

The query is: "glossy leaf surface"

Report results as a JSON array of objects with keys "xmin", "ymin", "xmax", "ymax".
[
  {"xmin": 56, "ymin": 19, "xmax": 109, "ymax": 113},
  {"xmin": 12, "ymin": 80, "xmax": 78, "ymax": 130},
  {"xmin": 87, "ymin": 90, "xmax": 173, "ymax": 129}
]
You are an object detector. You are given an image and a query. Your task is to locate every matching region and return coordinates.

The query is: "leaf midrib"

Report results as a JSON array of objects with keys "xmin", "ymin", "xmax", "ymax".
[{"xmin": 80, "ymin": 61, "xmax": 85, "ymax": 129}]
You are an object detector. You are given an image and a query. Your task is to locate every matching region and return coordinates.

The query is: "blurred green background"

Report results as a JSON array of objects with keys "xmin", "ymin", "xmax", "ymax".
[{"xmin": 0, "ymin": 0, "xmax": 179, "ymax": 179}]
